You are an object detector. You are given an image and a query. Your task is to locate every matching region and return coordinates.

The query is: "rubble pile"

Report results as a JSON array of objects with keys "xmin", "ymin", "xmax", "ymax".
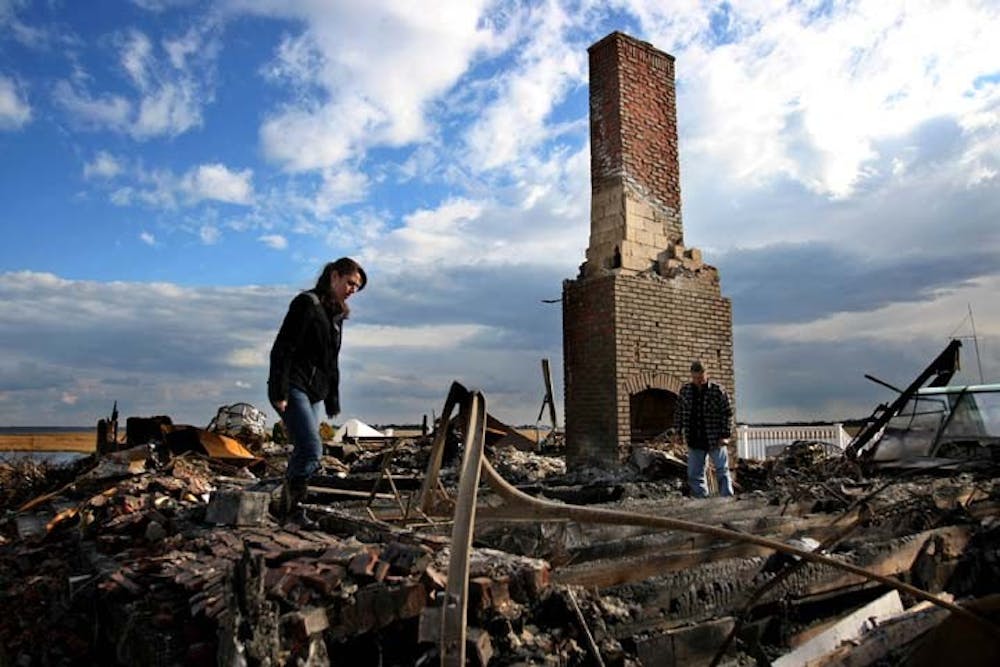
[
  {"xmin": 0, "ymin": 457, "xmax": 87, "ymax": 511},
  {"xmin": 490, "ymin": 446, "xmax": 566, "ymax": 484},
  {"xmin": 2, "ymin": 415, "xmax": 1000, "ymax": 666}
]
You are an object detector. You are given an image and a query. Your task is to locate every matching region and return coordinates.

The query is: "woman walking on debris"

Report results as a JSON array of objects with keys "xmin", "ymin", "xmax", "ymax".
[{"xmin": 268, "ymin": 258, "xmax": 367, "ymax": 521}]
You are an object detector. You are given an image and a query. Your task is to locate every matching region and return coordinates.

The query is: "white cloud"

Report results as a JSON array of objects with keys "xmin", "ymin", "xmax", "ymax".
[
  {"xmin": 130, "ymin": 0, "xmax": 198, "ymax": 11},
  {"xmin": 163, "ymin": 25, "xmax": 202, "ymax": 69},
  {"xmin": 380, "ymin": 197, "xmax": 486, "ymax": 265},
  {"xmin": 242, "ymin": 0, "xmax": 500, "ymax": 171},
  {"xmin": 323, "ymin": 208, "xmax": 387, "ymax": 248},
  {"xmin": 139, "ymin": 231, "xmax": 156, "ymax": 245},
  {"xmin": 750, "ymin": 275, "xmax": 1000, "ymax": 346},
  {"xmin": 181, "ymin": 163, "xmax": 254, "ymax": 205},
  {"xmin": 259, "ymin": 234, "xmax": 288, "ymax": 250},
  {"xmin": 120, "ymin": 28, "xmax": 207, "ymax": 138},
  {"xmin": 227, "ymin": 345, "xmax": 268, "ymax": 368},
  {"xmin": 53, "ymin": 79, "xmax": 133, "ymax": 132},
  {"xmin": 133, "ymin": 81, "xmax": 202, "ymax": 138},
  {"xmin": 100, "ymin": 161, "xmax": 255, "ymax": 209},
  {"xmin": 83, "ymin": 151, "xmax": 123, "ymax": 179},
  {"xmin": 310, "ymin": 168, "xmax": 369, "ymax": 216},
  {"xmin": 121, "ymin": 29, "xmax": 153, "ymax": 88},
  {"xmin": 52, "ymin": 25, "xmax": 217, "ymax": 139},
  {"xmin": 199, "ymin": 225, "xmax": 220, "ymax": 245},
  {"xmin": 0, "ymin": 73, "xmax": 31, "ymax": 129},
  {"xmin": 110, "ymin": 187, "xmax": 134, "ymax": 206},
  {"xmin": 259, "ymin": 31, "xmax": 325, "ymax": 94},
  {"xmin": 350, "ymin": 323, "xmax": 490, "ymax": 349},
  {"xmin": 0, "ymin": 1, "xmax": 67, "ymax": 50},
  {"xmin": 362, "ymin": 143, "xmax": 590, "ymax": 271},
  {"xmin": 463, "ymin": 1, "xmax": 586, "ymax": 170}
]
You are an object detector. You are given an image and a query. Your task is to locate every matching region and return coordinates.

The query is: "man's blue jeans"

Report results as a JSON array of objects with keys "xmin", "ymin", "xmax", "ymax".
[
  {"xmin": 688, "ymin": 446, "xmax": 734, "ymax": 498},
  {"xmin": 282, "ymin": 385, "xmax": 323, "ymax": 480}
]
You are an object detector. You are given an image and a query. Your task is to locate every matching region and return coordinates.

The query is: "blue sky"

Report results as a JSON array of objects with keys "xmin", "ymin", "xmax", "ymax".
[{"xmin": 1, "ymin": 0, "xmax": 998, "ymax": 427}]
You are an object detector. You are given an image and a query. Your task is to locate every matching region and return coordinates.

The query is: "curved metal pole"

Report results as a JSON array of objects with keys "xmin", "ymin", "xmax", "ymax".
[{"xmin": 440, "ymin": 390, "xmax": 487, "ymax": 667}]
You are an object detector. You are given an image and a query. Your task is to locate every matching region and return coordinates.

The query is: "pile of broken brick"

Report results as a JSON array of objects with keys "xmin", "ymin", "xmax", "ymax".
[{"xmin": 2, "ymin": 428, "xmax": 1000, "ymax": 666}]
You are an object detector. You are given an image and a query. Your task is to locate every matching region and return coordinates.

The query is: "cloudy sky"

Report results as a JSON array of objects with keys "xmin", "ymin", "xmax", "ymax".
[{"xmin": 1, "ymin": 0, "xmax": 998, "ymax": 429}]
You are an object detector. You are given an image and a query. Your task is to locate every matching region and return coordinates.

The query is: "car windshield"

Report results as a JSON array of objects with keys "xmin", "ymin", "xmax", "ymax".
[
  {"xmin": 872, "ymin": 395, "xmax": 947, "ymax": 460},
  {"xmin": 934, "ymin": 389, "xmax": 1000, "ymax": 457}
]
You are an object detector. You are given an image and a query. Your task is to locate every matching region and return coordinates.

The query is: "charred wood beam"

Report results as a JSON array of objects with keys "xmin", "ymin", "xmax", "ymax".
[{"xmin": 479, "ymin": 457, "xmax": 991, "ymax": 631}]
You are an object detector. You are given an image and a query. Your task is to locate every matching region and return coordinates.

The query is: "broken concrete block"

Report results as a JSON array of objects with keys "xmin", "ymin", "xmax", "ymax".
[
  {"xmin": 300, "ymin": 565, "xmax": 345, "ymax": 596},
  {"xmin": 282, "ymin": 607, "xmax": 329, "ymax": 639},
  {"xmin": 204, "ymin": 490, "xmax": 270, "ymax": 526}
]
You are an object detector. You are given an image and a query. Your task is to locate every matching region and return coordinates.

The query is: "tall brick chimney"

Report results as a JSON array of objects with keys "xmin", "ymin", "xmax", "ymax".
[
  {"xmin": 563, "ymin": 32, "xmax": 735, "ymax": 466},
  {"xmin": 586, "ymin": 32, "xmax": 683, "ymax": 276}
]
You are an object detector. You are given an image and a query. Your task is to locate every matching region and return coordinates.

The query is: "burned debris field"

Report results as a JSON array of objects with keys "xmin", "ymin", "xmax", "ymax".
[{"xmin": 2, "ymin": 377, "xmax": 1000, "ymax": 667}]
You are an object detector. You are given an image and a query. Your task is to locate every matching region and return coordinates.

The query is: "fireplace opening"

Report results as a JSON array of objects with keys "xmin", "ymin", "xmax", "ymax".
[{"xmin": 630, "ymin": 388, "xmax": 677, "ymax": 442}]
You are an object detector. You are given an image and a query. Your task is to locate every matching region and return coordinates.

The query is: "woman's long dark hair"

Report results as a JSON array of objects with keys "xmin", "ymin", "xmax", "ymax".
[{"xmin": 314, "ymin": 257, "xmax": 367, "ymax": 317}]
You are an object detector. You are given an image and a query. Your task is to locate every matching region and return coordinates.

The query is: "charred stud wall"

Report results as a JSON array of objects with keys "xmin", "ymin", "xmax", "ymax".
[{"xmin": 564, "ymin": 32, "xmax": 735, "ymax": 465}]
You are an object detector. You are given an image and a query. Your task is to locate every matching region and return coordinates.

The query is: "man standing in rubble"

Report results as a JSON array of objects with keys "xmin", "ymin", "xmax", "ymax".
[
  {"xmin": 673, "ymin": 360, "xmax": 734, "ymax": 498},
  {"xmin": 268, "ymin": 258, "xmax": 367, "ymax": 522}
]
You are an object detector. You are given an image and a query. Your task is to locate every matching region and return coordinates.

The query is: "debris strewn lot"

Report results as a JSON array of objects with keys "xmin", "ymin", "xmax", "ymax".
[{"xmin": 2, "ymin": 406, "xmax": 1000, "ymax": 666}]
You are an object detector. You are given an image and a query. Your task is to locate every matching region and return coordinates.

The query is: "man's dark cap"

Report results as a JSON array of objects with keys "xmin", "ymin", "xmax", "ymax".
[{"xmin": 690, "ymin": 360, "xmax": 705, "ymax": 373}]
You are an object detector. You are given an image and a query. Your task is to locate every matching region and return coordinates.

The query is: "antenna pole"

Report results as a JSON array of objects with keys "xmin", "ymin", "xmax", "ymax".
[{"xmin": 969, "ymin": 303, "xmax": 985, "ymax": 384}]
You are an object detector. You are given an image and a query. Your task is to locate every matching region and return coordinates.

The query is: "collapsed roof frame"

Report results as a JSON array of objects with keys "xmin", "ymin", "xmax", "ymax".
[{"xmin": 413, "ymin": 380, "xmax": 990, "ymax": 666}]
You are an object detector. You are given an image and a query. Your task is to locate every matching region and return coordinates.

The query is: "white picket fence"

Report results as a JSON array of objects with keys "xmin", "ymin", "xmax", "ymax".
[{"xmin": 737, "ymin": 423, "xmax": 849, "ymax": 461}]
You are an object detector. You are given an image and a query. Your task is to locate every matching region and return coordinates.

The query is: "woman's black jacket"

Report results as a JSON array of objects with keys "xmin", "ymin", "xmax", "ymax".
[{"xmin": 268, "ymin": 290, "xmax": 344, "ymax": 418}]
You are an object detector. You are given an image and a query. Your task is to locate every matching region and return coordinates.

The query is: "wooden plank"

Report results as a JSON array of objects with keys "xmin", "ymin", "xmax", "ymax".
[
  {"xmin": 555, "ymin": 541, "xmax": 775, "ymax": 588},
  {"xmin": 552, "ymin": 512, "xmax": 862, "ymax": 588},
  {"xmin": 804, "ymin": 525, "xmax": 972, "ymax": 598},
  {"xmin": 633, "ymin": 617, "xmax": 736, "ymax": 667},
  {"xmin": 305, "ymin": 486, "xmax": 396, "ymax": 501}
]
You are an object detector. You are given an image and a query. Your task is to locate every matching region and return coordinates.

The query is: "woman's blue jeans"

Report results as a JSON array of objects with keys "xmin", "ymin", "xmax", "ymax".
[
  {"xmin": 688, "ymin": 446, "xmax": 734, "ymax": 498},
  {"xmin": 282, "ymin": 385, "xmax": 323, "ymax": 480}
]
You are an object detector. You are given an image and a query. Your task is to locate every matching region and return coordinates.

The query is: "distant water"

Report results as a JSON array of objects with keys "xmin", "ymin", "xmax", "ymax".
[{"xmin": 0, "ymin": 450, "xmax": 89, "ymax": 465}]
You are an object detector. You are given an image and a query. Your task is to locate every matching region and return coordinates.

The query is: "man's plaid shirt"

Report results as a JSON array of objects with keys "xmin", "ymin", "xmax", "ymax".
[{"xmin": 673, "ymin": 381, "xmax": 733, "ymax": 450}]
